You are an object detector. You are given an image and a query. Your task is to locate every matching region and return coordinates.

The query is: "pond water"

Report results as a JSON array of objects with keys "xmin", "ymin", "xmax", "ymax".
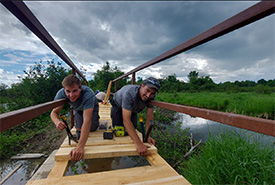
[
  {"xmin": 65, "ymin": 156, "xmax": 150, "ymax": 176},
  {"xmin": 0, "ymin": 158, "xmax": 46, "ymax": 185},
  {"xmin": 178, "ymin": 113, "xmax": 275, "ymax": 147}
]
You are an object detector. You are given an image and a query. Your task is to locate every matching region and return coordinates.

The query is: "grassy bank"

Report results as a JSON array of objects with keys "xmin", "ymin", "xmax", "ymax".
[
  {"xmin": 137, "ymin": 107, "xmax": 275, "ymax": 185},
  {"xmin": 0, "ymin": 113, "xmax": 67, "ymax": 159},
  {"xmin": 181, "ymin": 131, "xmax": 275, "ymax": 184},
  {"xmin": 156, "ymin": 92, "xmax": 275, "ymax": 119}
]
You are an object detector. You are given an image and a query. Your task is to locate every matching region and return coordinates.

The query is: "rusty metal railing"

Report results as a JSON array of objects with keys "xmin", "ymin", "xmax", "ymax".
[
  {"xmin": 0, "ymin": 1, "xmax": 87, "ymax": 132},
  {"xmin": 149, "ymin": 101, "xmax": 275, "ymax": 137},
  {"xmin": 1, "ymin": 0, "xmax": 87, "ymax": 82},
  {"xmin": 0, "ymin": 99, "xmax": 67, "ymax": 132},
  {"xmin": 111, "ymin": 1, "xmax": 275, "ymax": 136},
  {"xmin": 112, "ymin": 1, "xmax": 274, "ymax": 91}
]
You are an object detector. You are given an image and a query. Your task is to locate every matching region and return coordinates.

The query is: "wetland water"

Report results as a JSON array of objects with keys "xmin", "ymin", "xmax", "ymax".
[
  {"xmin": 178, "ymin": 113, "xmax": 274, "ymax": 147},
  {"xmin": 0, "ymin": 158, "xmax": 46, "ymax": 185}
]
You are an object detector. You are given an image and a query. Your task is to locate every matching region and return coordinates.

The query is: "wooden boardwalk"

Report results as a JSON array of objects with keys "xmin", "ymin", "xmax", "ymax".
[{"xmin": 27, "ymin": 103, "xmax": 190, "ymax": 185}]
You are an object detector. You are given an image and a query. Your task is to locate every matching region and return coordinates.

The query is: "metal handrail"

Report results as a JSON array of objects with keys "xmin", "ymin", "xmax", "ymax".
[
  {"xmin": 111, "ymin": 1, "xmax": 275, "ymax": 136},
  {"xmin": 0, "ymin": 99, "xmax": 67, "ymax": 132},
  {"xmin": 149, "ymin": 101, "xmax": 275, "ymax": 137},
  {"xmin": 1, "ymin": 0, "xmax": 88, "ymax": 83},
  {"xmin": 0, "ymin": 1, "xmax": 87, "ymax": 133},
  {"xmin": 0, "ymin": 1, "xmax": 274, "ymax": 138},
  {"xmin": 113, "ymin": 1, "xmax": 274, "ymax": 82}
]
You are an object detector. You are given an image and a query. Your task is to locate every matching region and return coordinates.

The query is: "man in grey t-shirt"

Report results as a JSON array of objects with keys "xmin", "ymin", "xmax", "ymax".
[
  {"xmin": 51, "ymin": 74, "xmax": 99, "ymax": 161},
  {"xmin": 111, "ymin": 77, "xmax": 160, "ymax": 157}
]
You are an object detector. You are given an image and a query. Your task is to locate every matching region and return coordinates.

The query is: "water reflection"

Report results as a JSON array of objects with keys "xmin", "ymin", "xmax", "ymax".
[
  {"xmin": 0, "ymin": 158, "xmax": 45, "ymax": 185},
  {"xmin": 65, "ymin": 156, "xmax": 150, "ymax": 176},
  {"xmin": 178, "ymin": 113, "xmax": 275, "ymax": 147}
]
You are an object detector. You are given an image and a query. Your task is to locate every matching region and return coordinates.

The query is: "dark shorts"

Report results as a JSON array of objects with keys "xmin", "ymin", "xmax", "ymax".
[
  {"xmin": 111, "ymin": 100, "xmax": 137, "ymax": 129},
  {"xmin": 74, "ymin": 103, "xmax": 100, "ymax": 138}
]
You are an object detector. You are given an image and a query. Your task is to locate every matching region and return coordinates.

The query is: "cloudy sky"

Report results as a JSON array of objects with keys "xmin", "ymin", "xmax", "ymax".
[{"xmin": 0, "ymin": 1, "xmax": 274, "ymax": 87}]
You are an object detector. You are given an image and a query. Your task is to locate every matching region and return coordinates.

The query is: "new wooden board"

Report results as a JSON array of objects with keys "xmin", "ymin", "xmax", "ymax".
[
  {"xmin": 47, "ymin": 161, "xmax": 68, "ymax": 178},
  {"xmin": 60, "ymin": 130, "xmax": 143, "ymax": 148},
  {"xmin": 26, "ymin": 164, "xmax": 189, "ymax": 185},
  {"xmin": 55, "ymin": 144, "xmax": 157, "ymax": 161},
  {"xmin": 61, "ymin": 135, "xmax": 142, "ymax": 148}
]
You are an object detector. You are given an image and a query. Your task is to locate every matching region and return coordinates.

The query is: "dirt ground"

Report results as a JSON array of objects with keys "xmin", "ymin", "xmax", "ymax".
[{"xmin": 21, "ymin": 122, "xmax": 67, "ymax": 156}]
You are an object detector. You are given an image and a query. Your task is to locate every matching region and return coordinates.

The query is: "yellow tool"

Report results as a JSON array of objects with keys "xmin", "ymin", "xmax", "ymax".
[{"xmin": 113, "ymin": 126, "xmax": 128, "ymax": 137}]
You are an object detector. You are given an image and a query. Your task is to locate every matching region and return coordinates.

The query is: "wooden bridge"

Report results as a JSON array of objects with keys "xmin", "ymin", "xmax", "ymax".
[{"xmin": 26, "ymin": 103, "xmax": 190, "ymax": 185}]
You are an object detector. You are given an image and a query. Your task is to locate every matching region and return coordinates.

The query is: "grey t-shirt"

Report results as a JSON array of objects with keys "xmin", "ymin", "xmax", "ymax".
[
  {"xmin": 113, "ymin": 85, "xmax": 154, "ymax": 113},
  {"xmin": 54, "ymin": 85, "xmax": 97, "ymax": 111}
]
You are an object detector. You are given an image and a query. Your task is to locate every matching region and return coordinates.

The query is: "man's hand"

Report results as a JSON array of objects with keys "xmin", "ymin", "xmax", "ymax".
[
  {"xmin": 55, "ymin": 120, "xmax": 67, "ymax": 131},
  {"xmin": 136, "ymin": 143, "xmax": 151, "ymax": 157},
  {"xmin": 147, "ymin": 136, "xmax": 155, "ymax": 145},
  {"xmin": 69, "ymin": 146, "xmax": 84, "ymax": 161}
]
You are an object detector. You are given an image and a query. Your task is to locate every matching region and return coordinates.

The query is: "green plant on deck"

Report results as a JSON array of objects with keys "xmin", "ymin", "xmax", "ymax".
[
  {"xmin": 181, "ymin": 131, "xmax": 275, "ymax": 185},
  {"xmin": 71, "ymin": 160, "xmax": 87, "ymax": 175}
]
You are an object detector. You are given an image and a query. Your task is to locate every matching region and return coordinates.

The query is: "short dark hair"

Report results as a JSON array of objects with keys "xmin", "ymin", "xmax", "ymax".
[{"xmin": 62, "ymin": 74, "xmax": 81, "ymax": 88}]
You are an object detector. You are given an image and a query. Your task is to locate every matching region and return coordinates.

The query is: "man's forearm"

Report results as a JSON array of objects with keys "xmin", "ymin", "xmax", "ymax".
[
  {"xmin": 50, "ymin": 111, "xmax": 60, "ymax": 125},
  {"xmin": 124, "ymin": 120, "xmax": 142, "ymax": 145},
  {"xmin": 77, "ymin": 121, "xmax": 90, "ymax": 148}
]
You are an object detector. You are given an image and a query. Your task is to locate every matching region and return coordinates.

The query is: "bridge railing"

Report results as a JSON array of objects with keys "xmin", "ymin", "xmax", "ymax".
[
  {"xmin": 0, "ymin": 1, "xmax": 274, "ymax": 137},
  {"xmin": 110, "ymin": 1, "xmax": 275, "ymax": 137},
  {"xmin": 0, "ymin": 1, "xmax": 87, "ymax": 132}
]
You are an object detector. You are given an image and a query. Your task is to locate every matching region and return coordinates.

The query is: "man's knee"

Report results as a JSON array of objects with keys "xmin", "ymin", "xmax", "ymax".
[{"xmin": 90, "ymin": 107, "xmax": 99, "ymax": 132}]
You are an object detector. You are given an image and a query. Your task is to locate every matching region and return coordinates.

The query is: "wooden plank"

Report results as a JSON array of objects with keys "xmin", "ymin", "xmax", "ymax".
[
  {"xmin": 55, "ymin": 144, "xmax": 157, "ymax": 161},
  {"xmin": 60, "ymin": 130, "xmax": 143, "ymax": 148},
  {"xmin": 125, "ymin": 175, "xmax": 190, "ymax": 185},
  {"xmin": 26, "ymin": 164, "xmax": 181, "ymax": 185},
  {"xmin": 11, "ymin": 153, "xmax": 46, "ymax": 159},
  {"xmin": 47, "ymin": 161, "xmax": 69, "ymax": 178},
  {"xmin": 0, "ymin": 163, "xmax": 22, "ymax": 184},
  {"xmin": 146, "ymin": 153, "xmax": 171, "ymax": 166},
  {"xmin": 60, "ymin": 135, "xmax": 142, "ymax": 148},
  {"xmin": 30, "ymin": 150, "xmax": 58, "ymax": 180}
]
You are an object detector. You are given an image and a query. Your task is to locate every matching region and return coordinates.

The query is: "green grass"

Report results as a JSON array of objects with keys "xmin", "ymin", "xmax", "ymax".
[
  {"xmin": 0, "ymin": 114, "xmax": 51, "ymax": 158},
  {"xmin": 180, "ymin": 131, "xmax": 275, "ymax": 184},
  {"xmin": 156, "ymin": 92, "xmax": 275, "ymax": 119}
]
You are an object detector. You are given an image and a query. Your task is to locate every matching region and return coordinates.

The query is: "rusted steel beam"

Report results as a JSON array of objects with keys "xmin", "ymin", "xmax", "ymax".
[
  {"xmin": 1, "ymin": 0, "xmax": 87, "ymax": 83},
  {"xmin": 149, "ymin": 101, "xmax": 275, "ymax": 137},
  {"xmin": 0, "ymin": 99, "xmax": 67, "ymax": 133},
  {"xmin": 115, "ymin": 81, "xmax": 118, "ymax": 92},
  {"xmin": 132, "ymin": 73, "xmax": 136, "ymax": 84},
  {"xmin": 113, "ymin": 1, "xmax": 274, "ymax": 82}
]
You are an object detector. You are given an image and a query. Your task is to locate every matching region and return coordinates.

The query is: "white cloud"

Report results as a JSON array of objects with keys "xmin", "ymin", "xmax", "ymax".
[
  {"xmin": 0, "ymin": 69, "xmax": 22, "ymax": 87},
  {"xmin": 0, "ymin": 1, "xmax": 273, "ymax": 86}
]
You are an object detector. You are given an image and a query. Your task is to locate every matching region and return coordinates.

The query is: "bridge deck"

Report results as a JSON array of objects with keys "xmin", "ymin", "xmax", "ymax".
[{"xmin": 27, "ymin": 103, "xmax": 190, "ymax": 185}]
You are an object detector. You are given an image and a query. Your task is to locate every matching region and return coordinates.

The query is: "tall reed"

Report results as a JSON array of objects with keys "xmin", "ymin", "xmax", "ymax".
[{"xmin": 181, "ymin": 131, "xmax": 275, "ymax": 184}]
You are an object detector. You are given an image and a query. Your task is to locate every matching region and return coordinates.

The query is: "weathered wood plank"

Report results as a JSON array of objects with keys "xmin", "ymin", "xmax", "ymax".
[
  {"xmin": 11, "ymin": 153, "xmax": 46, "ymax": 159},
  {"xmin": 55, "ymin": 144, "xmax": 157, "ymax": 161}
]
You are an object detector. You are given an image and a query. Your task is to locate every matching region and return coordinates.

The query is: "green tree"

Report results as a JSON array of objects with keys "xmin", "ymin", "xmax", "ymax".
[
  {"xmin": 188, "ymin": 71, "xmax": 216, "ymax": 91},
  {"xmin": 159, "ymin": 74, "xmax": 185, "ymax": 92},
  {"xmin": 90, "ymin": 61, "xmax": 127, "ymax": 92},
  {"xmin": 6, "ymin": 60, "xmax": 69, "ymax": 111},
  {"xmin": 0, "ymin": 83, "xmax": 8, "ymax": 97}
]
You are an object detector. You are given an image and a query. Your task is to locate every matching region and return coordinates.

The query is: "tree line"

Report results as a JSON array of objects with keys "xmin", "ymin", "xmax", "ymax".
[{"xmin": 0, "ymin": 60, "xmax": 274, "ymax": 113}]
